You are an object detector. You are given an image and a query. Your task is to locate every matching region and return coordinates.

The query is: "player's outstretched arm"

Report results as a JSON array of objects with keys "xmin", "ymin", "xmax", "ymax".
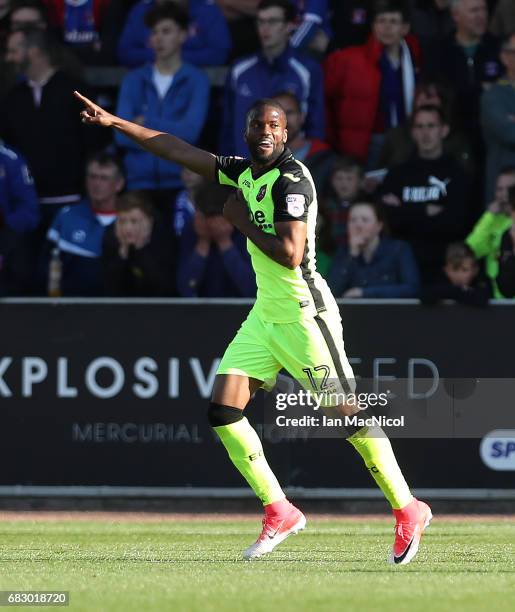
[{"xmin": 74, "ymin": 91, "xmax": 216, "ymax": 180}]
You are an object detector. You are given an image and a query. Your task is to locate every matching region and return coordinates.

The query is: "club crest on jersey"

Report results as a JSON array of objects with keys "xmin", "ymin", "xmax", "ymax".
[
  {"xmin": 286, "ymin": 194, "xmax": 305, "ymax": 217},
  {"xmin": 256, "ymin": 185, "xmax": 267, "ymax": 202}
]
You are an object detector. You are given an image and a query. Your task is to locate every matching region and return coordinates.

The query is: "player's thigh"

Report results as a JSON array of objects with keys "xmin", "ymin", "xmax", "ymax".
[
  {"xmin": 212, "ymin": 374, "xmax": 264, "ymax": 409},
  {"xmin": 271, "ymin": 310, "xmax": 356, "ymax": 397},
  {"xmin": 216, "ymin": 308, "xmax": 282, "ymax": 399}
]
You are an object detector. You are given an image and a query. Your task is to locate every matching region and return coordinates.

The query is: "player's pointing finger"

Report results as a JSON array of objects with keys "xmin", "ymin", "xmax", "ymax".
[{"xmin": 74, "ymin": 90, "xmax": 93, "ymax": 106}]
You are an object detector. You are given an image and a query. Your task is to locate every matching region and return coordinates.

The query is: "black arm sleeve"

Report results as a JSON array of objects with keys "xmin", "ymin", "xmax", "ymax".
[
  {"xmin": 215, "ymin": 156, "xmax": 251, "ymax": 186},
  {"xmin": 272, "ymin": 170, "xmax": 314, "ymax": 224}
]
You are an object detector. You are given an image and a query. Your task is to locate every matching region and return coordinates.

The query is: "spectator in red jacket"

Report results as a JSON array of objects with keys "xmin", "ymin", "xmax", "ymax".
[{"xmin": 324, "ymin": 0, "xmax": 420, "ymax": 168}]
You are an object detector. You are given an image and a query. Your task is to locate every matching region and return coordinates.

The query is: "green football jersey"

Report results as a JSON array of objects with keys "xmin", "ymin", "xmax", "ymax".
[{"xmin": 215, "ymin": 148, "xmax": 337, "ymax": 323}]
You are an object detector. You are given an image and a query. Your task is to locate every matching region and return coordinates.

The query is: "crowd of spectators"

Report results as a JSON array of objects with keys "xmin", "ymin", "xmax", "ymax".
[{"xmin": 1, "ymin": 0, "xmax": 515, "ymax": 303}]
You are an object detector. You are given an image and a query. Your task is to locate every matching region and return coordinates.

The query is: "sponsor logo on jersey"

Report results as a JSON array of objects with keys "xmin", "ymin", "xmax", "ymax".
[
  {"xmin": 286, "ymin": 194, "xmax": 305, "ymax": 217},
  {"xmin": 249, "ymin": 209, "xmax": 272, "ymax": 230},
  {"xmin": 256, "ymin": 184, "xmax": 267, "ymax": 202},
  {"xmin": 480, "ymin": 430, "xmax": 515, "ymax": 470}
]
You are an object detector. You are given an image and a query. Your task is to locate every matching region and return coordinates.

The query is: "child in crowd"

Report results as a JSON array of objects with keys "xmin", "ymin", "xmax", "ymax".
[
  {"xmin": 317, "ymin": 157, "xmax": 363, "ymax": 276},
  {"xmin": 421, "ymin": 242, "xmax": 490, "ymax": 307},
  {"xmin": 102, "ymin": 191, "xmax": 177, "ymax": 296}
]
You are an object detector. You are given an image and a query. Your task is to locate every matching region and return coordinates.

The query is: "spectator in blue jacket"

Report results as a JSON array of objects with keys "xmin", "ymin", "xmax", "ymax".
[
  {"xmin": 44, "ymin": 153, "xmax": 125, "ymax": 296},
  {"xmin": 220, "ymin": 0, "xmax": 325, "ymax": 156},
  {"xmin": 290, "ymin": 0, "xmax": 331, "ymax": 55},
  {"xmin": 115, "ymin": 3, "xmax": 210, "ymax": 202},
  {"xmin": 177, "ymin": 182, "xmax": 256, "ymax": 297},
  {"xmin": 328, "ymin": 201, "xmax": 420, "ymax": 298},
  {"xmin": 0, "ymin": 141, "xmax": 39, "ymax": 234},
  {"xmin": 0, "ymin": 141, "xmax": 39, "ymax": 296},
  {"xmin": 117, "ymin": 0, "xmax": 231, "ymax": 68}
]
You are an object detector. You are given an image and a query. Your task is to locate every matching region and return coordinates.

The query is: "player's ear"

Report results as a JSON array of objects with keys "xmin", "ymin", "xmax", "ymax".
[{"xmin": 282, "ymin": 128, "xmax": 288, "ymax": 144}]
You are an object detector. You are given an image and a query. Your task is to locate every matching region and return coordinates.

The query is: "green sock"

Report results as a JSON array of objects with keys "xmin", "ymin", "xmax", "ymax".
[
  {"xmin": 214, "ymin": 417, "xmax": 285, "ymax": 505},
  {"xmin": 347, "ymin": 426, "xmax": 413, "ymax": 509}
]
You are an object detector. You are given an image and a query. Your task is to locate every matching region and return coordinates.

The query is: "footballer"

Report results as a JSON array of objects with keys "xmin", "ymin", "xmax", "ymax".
[{"xmin": 75, "ymin": 91, "xmax": 432, "ymax": 565}]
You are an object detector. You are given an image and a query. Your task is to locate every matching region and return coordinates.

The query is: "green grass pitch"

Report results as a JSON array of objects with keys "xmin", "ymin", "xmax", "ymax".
[{"xmin": 0, "ymin": 516, "xmax": 514, "ymax": 612}]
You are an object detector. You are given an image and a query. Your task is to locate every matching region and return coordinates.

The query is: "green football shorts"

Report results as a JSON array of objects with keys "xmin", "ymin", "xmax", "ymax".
[{"xmin": 217, "ymin": 306, "xmax": 356, "ymax": 397}]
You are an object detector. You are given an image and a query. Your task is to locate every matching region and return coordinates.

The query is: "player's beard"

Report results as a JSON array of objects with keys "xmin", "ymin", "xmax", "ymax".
[{"xmin": 248, "ymin": 142, "xmax": 284, "ymax": 165}]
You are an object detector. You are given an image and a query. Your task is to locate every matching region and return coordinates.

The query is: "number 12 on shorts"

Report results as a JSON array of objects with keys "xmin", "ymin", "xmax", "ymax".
[{"xmin": 302, "ymin": 365, "xmax": 330, "ymax": 391}]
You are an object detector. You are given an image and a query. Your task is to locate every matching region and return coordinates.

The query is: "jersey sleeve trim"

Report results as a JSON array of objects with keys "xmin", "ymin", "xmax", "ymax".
[
  {"xmin": 272, "ymin": 166, "xmax": 313, "ymax": 224},
  {"xmin": 215, "ymin": 156, "xmax": 250, "ymax": 187}
]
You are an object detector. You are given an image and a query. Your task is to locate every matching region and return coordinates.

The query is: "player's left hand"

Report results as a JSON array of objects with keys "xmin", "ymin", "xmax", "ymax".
[{"xmin": 223, "ymin": 189, "xmax": 250, "ymax": 230}]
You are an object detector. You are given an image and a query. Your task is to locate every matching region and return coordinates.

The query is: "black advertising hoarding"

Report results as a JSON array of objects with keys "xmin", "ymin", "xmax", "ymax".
[{"xmin": 0, "ymin": 299, "xmax": 514, "ymax": 488}]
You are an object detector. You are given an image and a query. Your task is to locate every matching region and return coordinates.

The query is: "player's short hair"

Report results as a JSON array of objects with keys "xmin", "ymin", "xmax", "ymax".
[
  {"xmin": 245, "ymin": 98, "xmax": 287, "ymax": 125},
  {"xmin": 411, "ymin": 104, "xmax": 447, "ymax": 126},
  {"xmin": 445, "ymin": 242, "xmax": 477, "ymax": 267},
  {"xmin": 195, "ymin": 183, "xmax": 234, "ymax": 217},
  {"xmin": 86, "ymin": 152, "xmax": 125, "ymax": 179},
  {"xmin": 331, "ymin": 156, "xmax": 364, "ymax": 178},
  {"xmin": 144, "ymin": 2, "xmax": 189, "ymax": 31},
  {"xmin": 257, "ymin": 0, "xmax": 297, "ymax": 22},
  {"xmin": 373, "ymin": 0, "xmax": 410, "ymax": 22},
  {"xmin": 272, "ymin": 91, "xmax": 301, "ymax": 113},
  {"xmin": 116, "ymin": 191, "xmax": 154, "ymax": 218}
]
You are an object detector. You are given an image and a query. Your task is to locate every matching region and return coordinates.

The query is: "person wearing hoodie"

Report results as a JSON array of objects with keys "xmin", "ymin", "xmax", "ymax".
[
  {"xmin": 379, "ymin": 105, "xmax": 469, "ymax": 281},
  {"xmin": 117, "ymin": 0, "xmax": 231, "ymax": 68},
  {"xmin": 115, "ymin": 2, "xmax": 210, "ymax": 207}
]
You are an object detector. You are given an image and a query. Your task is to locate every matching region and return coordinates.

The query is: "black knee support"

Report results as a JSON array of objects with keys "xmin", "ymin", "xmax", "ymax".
[{"xmin": 208, "ymin": 402, "xmax": 244, "ymax": 427}]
